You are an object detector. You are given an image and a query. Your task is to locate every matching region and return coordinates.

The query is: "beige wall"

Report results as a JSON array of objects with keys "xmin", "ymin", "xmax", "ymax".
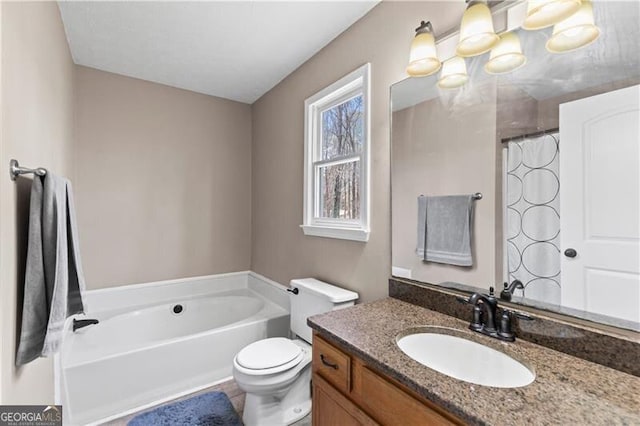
[
  {"xmin": 537, "ymin": 77, "xmax": 640, "ymax": 130},
  {"xmin": 0, "ymin": 1, "xmax": 75, "ymax": 403},
  {"xmin": 391, "ymin": 87, "xmax": 498, "ymax": 288},
  {"xmin": 497, "ymin": 83, "xmax": 539, "ymax": 141},
  {"xmin": 250, "ymin": 2, "xmax": 466, "ymax": 302},
  {"xmin": 74, "ymin": 66, "xmax": 252, "ymax": 289}
]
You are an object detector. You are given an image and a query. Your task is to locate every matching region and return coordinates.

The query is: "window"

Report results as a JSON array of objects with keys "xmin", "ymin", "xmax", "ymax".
[{"xmin": 302, "ymin": 64, "xmax": 370, "ymax": 242}]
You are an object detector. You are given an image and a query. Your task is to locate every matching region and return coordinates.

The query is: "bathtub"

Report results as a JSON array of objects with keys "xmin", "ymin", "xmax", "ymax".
[{"xmin": 59, "ymin": 272, "xmax": 290, "ymax": 425}]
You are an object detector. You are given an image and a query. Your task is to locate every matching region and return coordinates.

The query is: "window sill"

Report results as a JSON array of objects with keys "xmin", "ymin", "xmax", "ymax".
[{"xmin": 300, "ymin": 224, "xmax": 370, "ymax": 242}]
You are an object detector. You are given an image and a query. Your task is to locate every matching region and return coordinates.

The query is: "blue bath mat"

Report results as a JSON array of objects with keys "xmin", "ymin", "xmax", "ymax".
[{"xmin": 128, "ymin": 391, "xmax": 243, "ymax": 426}]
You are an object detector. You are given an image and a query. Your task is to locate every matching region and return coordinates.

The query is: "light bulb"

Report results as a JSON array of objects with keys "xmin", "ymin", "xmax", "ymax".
[
  {"xmin": 456, "ymin": 0, "xmax": 499, "ymax": 57},
  {"xmin": 546, "ymin": 0, "xmax": 600, "ymax": 53},
  {"xmin": 523, "ymin": 0, "xmax": 582, "ymax": 30},
  {"xmin": 484, "ymin": 32, "xmax": 527, "ymax": 74},
  {"xmin": 438, "ymin": 57, "xmax": 469, "ymax": 89},
  {"xmin": 407, "ymin": 21, "xmax": 441, "ymax": 77}
]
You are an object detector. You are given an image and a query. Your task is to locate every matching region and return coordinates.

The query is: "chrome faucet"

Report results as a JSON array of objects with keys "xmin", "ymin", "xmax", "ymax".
[{"xmin": 467, "ymin": 287, "xmax": 515, "ymax": 342}]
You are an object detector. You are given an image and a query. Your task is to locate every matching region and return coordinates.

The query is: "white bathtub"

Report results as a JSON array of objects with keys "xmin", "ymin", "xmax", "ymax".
[{"xmin": 59, "ymin": 272, "xmax": 290, "ymax": 425}]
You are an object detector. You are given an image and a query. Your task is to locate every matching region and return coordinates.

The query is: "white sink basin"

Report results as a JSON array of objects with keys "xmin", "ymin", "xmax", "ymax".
[{"xmin": 397, "ymin": 329, "xmax": 535, "ymax": 388}]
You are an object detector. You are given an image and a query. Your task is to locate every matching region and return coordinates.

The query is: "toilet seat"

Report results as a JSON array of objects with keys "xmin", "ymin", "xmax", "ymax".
[{"xmin": 234, "ymin": 338, "xmax": 304, "ymax": 376}]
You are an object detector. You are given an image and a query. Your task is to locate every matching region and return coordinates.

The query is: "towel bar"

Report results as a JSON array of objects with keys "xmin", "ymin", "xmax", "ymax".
[
  {"xmin": 9, "ymin": 159, "xmax": 47, "ymax": 181},
  {"xmin": 420, "ymin": 193, "xmax": 483, "ymax": 200}
]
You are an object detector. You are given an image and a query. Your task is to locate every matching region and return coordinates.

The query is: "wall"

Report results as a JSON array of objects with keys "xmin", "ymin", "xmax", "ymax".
[
  {"xmin": 251, "ymin": 2, "xmax": 466, "ymax": 302},
  {"xmin": 0, "ymin": 1, "xmax": 75, "ymax": 403},
  {"xmin": 536, "ymin": 77, "xmax": 640, "ymax": 130},
  {"xmin": 391, "ymin": 86, "xmax": 497, "ymax": 288},
  {"xmin": 74, "ymin": 66, "xmax": 252, "ymax": 289}
]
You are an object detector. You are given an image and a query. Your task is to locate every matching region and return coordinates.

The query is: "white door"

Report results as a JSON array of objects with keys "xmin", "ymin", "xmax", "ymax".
[{"xmin": 560, "ymin": 85, "xmax": 640, "ymax": 324}]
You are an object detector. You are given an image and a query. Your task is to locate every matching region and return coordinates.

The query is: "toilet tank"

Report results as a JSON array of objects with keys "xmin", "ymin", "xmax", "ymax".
[{"xmin": 289, "ymin": 278, "xmax": 359, "ymax": 343}]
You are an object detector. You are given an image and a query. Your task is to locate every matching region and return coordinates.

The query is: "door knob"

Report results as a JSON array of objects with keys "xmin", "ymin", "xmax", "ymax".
[{"xmin": 564, "ymin": 248, "xmax": 577, "ymax": 258}]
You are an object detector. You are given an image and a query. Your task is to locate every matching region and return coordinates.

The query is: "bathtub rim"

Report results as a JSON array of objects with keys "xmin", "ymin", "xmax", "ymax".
[
  {"xmin": 88, "ymin": 270, "xmax": 256, "ymax": 296},
  {"xmin": 84, "ymin": 271, "xmax": 289, "ymax": 314},
  {"xmin": 63, "ymin": 290, "xmax": 286, "ymax": 369},
  {"xmin": 74, "ymin": 287, "xmax": 266, "ymax": 324}
]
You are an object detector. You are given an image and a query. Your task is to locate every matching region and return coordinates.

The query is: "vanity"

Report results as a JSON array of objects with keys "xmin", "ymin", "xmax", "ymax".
[
  {"xmin": 308, "ymin": 297, "xmax": 640, "ymax": 425},
  {"xmin": 311, "ymin": 331, "xmax": 461, "ymax": 425}
]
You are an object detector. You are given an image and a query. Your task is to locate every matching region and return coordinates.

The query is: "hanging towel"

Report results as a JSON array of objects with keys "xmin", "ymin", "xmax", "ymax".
[
  {"xmin": 16, "ymin": 173, "xmax": 87, "ymax": 365},
  {"xmin": 416, "ymin": 195, "xmax": 474, "ymax": 266}
]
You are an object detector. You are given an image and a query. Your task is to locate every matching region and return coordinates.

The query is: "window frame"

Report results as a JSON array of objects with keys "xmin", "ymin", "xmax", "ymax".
[{"xmin": 301, "ymin": 63, "xmax": 371, "ymax": 242}]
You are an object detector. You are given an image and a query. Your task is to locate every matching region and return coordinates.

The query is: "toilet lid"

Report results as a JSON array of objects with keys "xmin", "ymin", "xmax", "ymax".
[{"xmin": 236, "ymin": 338, "xmax": 302, "ymax": 370}]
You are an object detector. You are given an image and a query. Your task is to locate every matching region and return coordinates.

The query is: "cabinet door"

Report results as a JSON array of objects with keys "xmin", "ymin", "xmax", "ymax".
[
  {"xmin": 313, "ymin": 374, "xmax": 378, "ymax": 426},
  {"xmin": 353, "ymin": 361, "xmax": 459, "ymax": 426},
  {"xmin": 313, "ymin": 334, "xmax": 352, "ymax": 394}
]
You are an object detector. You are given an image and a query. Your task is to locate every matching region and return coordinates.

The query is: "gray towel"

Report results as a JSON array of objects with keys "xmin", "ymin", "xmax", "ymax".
[
  {"xmin": 16, "ymin": 173, "xmax": 87, "ymax": 365},
  {"xmin": 416, "ymin": 195, "xmax": 474, "ymax": 267}
]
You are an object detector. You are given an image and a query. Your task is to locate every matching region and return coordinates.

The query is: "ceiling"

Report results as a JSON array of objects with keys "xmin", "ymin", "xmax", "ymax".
[{"xmin": 58, "ymin": 1, "xmax": 379, "ymax": 104}]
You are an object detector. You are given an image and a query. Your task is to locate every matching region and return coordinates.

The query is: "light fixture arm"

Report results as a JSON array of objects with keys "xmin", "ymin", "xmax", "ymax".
[
  {"xmin": 415, "ymin": 21, "xmax": 434, "ymax": 35},
  {"xmin": 467, "ymin": 0, "xmax": 489, "ymax": 7}
]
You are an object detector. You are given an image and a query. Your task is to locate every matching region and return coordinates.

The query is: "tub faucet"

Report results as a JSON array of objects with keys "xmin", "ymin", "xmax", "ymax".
[{"xmin": 73, "ymin": 318, "xmax": 99, "ymax": 332}]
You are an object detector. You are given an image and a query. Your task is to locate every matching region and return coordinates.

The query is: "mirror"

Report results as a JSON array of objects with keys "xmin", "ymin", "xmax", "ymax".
[{"xmin": 391, "ymin": 1, "xmax": 640, "ymax": 332}]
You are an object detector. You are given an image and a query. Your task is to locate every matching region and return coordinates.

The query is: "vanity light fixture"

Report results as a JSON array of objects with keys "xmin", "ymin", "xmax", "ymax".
[
  {"xmin": 406, "ymin": 21, "xmax": 441, "ymax": 77},
  {"xmin": 437, "ymin": 57, "xmax": 469, "ymax": 89},
  {"xmin": 456, "ymin": 0, "xmax": 499, "ymax": 57},
  {"xmin": 406, "ymin": 0, "xmax": 603, "ymax": 85},
  {"xmin": 546, "ymin": 0, "xmax": 600, "ymax": 53},
  {"xmin": 484, "ymin": 32, "xmax": 527, "ymax": 74},
  {"xmin": 522, "ymin": 0, "xmax": 582, "ymax": 30}
]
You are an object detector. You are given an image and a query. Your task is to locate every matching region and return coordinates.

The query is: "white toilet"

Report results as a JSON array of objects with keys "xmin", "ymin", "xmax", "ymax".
[{"xmin": 232, "ymin": 278, "xmax": 358, "ymax": 426}]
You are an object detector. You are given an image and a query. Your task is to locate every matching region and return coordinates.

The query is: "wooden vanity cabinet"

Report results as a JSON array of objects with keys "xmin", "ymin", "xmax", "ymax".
[{"xmin": 312, "ymin": 333, "xmax": 463, "ymax": 426}]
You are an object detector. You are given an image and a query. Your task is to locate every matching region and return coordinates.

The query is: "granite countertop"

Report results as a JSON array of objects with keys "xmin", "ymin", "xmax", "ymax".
[{"xmin": 308, "ymin": 298, "xmax": 640, "ymax": 425}]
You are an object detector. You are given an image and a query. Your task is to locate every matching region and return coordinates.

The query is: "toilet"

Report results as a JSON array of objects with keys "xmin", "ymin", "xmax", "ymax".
[{"xmin": 232, "ymin": 278, "xmax": 358, "ymax": 426}]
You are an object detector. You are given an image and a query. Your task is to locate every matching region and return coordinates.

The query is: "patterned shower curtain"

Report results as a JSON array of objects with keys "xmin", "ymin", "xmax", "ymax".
[{"xmin": 506, "ymin": 133, "xmax": 561, "ymax": 305}]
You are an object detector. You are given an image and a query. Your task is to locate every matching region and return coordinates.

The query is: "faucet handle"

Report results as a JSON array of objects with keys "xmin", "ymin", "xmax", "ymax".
[
  {"xmin": 470, "ymin": 306, "xmax": 484, "ymax": 331},
  {"xmin": 498, "ymin": 311, "xmax": 515, "ymax": 341},
  {"xmin": 487, "ymin": 286, "xmax": 498, "ymax": 304}
]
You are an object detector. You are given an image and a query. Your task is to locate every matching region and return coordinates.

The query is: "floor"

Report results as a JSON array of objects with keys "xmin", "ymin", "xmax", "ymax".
[{"xmin": 102, "ymin": 379, "xmax": 311, "ymax": 426}]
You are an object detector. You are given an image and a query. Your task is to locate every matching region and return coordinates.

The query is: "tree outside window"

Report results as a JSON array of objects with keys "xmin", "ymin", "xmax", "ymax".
[{"xmin": 319, "ymin": 95, "xmax": 363, "ymax": 220}]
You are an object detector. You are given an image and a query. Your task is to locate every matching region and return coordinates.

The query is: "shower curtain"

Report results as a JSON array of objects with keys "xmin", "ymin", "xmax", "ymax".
[{"xmin": 505, "ymin": 133, "xmax": 561, "ymax": 305}]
